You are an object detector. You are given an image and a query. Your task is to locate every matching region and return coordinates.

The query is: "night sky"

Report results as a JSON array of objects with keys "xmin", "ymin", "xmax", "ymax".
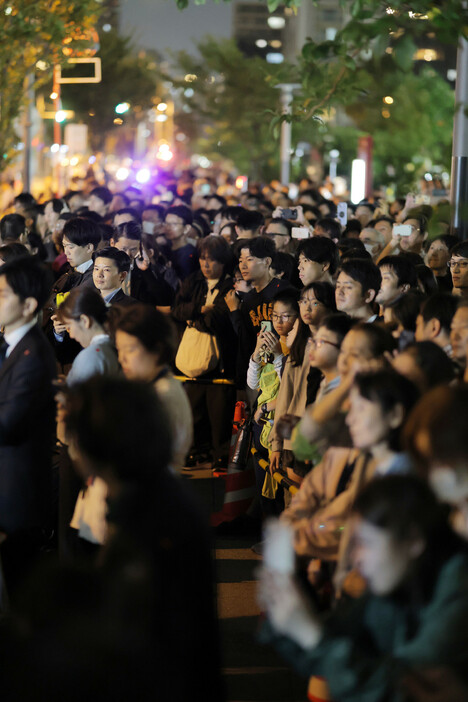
[{"xmin": 120, "ymin": 0, "xmax": 233, "ymax": 56}]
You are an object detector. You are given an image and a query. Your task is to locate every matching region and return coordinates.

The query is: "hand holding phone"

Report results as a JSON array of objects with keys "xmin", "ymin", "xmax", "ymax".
[
  {"xmin": 263, "ymin": 519, "xmax": 295, "ymax": 574},
  {"xmin": 393, "ymin": 224, "xmax": 412, "ymax": 237}
]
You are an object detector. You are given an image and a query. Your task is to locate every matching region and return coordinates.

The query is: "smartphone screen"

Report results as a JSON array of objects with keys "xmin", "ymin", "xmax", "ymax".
[{"xmin": 394, "ymin": 224, "xmax": 412, "ymax": 237}]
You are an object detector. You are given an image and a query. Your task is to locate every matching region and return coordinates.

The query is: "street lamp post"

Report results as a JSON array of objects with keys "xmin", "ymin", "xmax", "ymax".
[
  {"xmin": 451, "ymin": 36, "xmax": 468, "ymax": 240},
  {"xmin": 276, "ymin": 83, "xmax": 300, "ymax": 186}
]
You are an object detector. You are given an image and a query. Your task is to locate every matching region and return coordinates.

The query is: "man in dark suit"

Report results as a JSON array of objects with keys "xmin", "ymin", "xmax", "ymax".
[
  {"xmin": 92, "ymin": 246, "xmax": 137, "ymax": 307},
  {"xmin": 44, "ymin": 216, "xmax": 101, "ymax": 368},
  {"xmin": 0, "ymin": 256, "xmax": 57, "ymax": 598},
  {"xmin": 110, "ymin": 221, "xmax": 174, "ymax": 306}
]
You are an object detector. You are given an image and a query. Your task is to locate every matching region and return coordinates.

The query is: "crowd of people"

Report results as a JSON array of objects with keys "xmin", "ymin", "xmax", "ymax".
[{"xmin": 1, "ymin": 175, "xmax": 468, "ymax": 700}]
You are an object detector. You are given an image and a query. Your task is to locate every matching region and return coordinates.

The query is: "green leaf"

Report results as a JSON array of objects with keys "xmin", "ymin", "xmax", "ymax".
[
  {"xmin": 267, "ymin": 0, "xmax": 281, "ymax": 12},
  {"xmin": 393, "ymin": 35, "xmax": 417, "ymax": 71}
]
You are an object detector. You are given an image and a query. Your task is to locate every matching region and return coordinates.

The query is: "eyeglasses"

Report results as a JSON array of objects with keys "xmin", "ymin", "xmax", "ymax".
[
  {"xmin": 310, "ymin": 338, "xmax": 340, "ymax": 349},
  {"xmin": 448, "ymin": 259, "xmax": 468, "ymax": 270},
  {"xmin": 272, "ymin": 313, "xmax": 297, "ymax": 321},
  {"xmin": 299, "ymin": 298, "xmax": 321, "ymax": 307}
]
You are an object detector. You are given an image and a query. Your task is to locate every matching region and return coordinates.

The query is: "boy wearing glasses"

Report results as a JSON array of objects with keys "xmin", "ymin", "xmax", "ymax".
[{"xmin": 448, "ymin": 242, "xmax": 468, "ymax": 298}]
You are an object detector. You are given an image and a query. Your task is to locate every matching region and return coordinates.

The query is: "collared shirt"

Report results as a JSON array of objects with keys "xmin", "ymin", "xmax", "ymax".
[
  {"xmin": 76, "ymin": 259, "xmax": 93, "ymax": 274},
  {"xmin": 103, "ymin": 288, "xmax": 123, "ymax": 306},
  {"xmin": 5, "ymin": 318, "xmax": 37, "ymax": 357}
]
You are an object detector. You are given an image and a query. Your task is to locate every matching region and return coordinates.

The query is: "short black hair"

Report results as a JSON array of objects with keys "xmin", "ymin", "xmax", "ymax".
[
  {"xmin": 420, "ymin": 293, "xmax": 458, "ymax": 335},
  {"xmin": 352, "ymin": 321, "xmax": 397, "ymax": 357},
  {"xmin": 373, "ymin": 215, "xmax": 395, "ymax": 226},
  {"xmin": 319, "ymin": 313, "xmax": 354, "ymax": 347},
  {"xmin": 0, "ymin": 242, "xmax": 30, "ymax": 261},
  {"xmin": 356, "ymin": 201, "xmax": 375, "ymax": 213},
  {"xmin": 315, "ymin": 217, "xmax": 341, "ymax": 241},
  {"xmin": 403, "ymin": 213, "xmax": 428, "ymax": 235},
  {"xmin": 197, "ymin": 235, "xmax": 234, "ymax": 267},
  {"xmin": 339, "ymin": 258, "xmax": 382, "ymax": 295},
  {"xmin": 112, "ymin": 207, "xmax": 142, "ymax": 224},
  {"xmin": 93, "ymin": 246, "xmax": 131, "ymax": 273},
  {"xmin": 239, "ymin": 236, "xmax": 276, "ymax": 261},
  {"xmin": 0, "ymin": 214, "xmax": 26, "ymax": 242},
  {"xmin": 426, "ymin": 234, "xmax": 459, "ymax": 253},
  {"xmin": 46, "ymin": 198, "xmax": 67, "ymax": 215},
  {"xmin": 62, "ymin": 217, "xmax": 101, "ymax": 250},
  {"xmin": 236, "ymin": 209, "xmax": 264, "ymax": 232},
  {"xmin": 297, "ymin": 237, "xmax": 339, "ymax": 275},
  {"xmin": 378, "ymin": 255, "xmax": 417, "ymax": 288},
  {"xmin": 0, "ymin": 255, "xmax": 52, "ymax": 310},
  {"xmin": 390, "ymin": 291, "xmax": 424, "ymax": 332},
  {"xmin": 164, "ymin": 205, "xmax": 193, "ymax": 226},
  {"xmin": 218, "ymin": 205, "xmax": 244, "ymax": 224},
  {"xmin": 90, "ymin": 186, "xmax": 112, "ymax": 206},
  {"xmin": 300, "ymin": 281, "xmax": 337, "ymax": 312},
  {"xmin": 111, "ymin": 303, "xmax": 177, "ymax": 365},
  {"xmin": 450, "ymin": 240, "xmax": 468, "ymax": 259},
  {"xmin": 272, "ymin": 288, "xmax": 300, "ymax": 313},
  {"xmin": 113, "ymin": 221, "xmax": 142, "ymax": 243},
  {"xmin": 415, "ymin": 265, "xmax": 438, "ymax": 297},
  {"xmin": 14, "ymin": 192, "xmax": 36, "ymax": 207},
  {"xmin": 271, "ymin": 252, "xmax": 295, "ymax": 281},
  {"xmin": 402, "ymin": 341, "xmax": 455, "ymax": 388},
  {"xmin": 205, "ymin": 193, "xmax": 226, "ymax": 207},
  {"xmin": 338, "ymin": 238, "xmax": 366, "ymax": 258}
]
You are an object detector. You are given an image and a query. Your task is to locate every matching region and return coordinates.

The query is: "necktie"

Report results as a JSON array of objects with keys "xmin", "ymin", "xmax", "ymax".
[{"xmin": 0, "ymin": 341, "xmax": 9, "ymax": 369}]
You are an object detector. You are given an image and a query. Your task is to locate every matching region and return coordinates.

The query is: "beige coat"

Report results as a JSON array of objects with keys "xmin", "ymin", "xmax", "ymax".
[
  {"xmin": 270, "ymin": 339, "xmax": 312, "ymax": 453},
  {"xmin": 280, "ymin": 447, "xmax": 376, "ymax": 561}
]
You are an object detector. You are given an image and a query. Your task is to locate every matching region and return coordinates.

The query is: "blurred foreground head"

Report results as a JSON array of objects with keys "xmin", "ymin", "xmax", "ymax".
[
  {"xmin": 63, "ymin": 376, "xmax": 172, "ymax": 486},
  {"xmin": 404, "ymin": 383, "xmax": 468, "ymax": 507}
]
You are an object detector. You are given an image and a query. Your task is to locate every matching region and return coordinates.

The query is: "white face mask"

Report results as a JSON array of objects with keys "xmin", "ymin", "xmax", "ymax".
[
  {"xmin": 142, "ymin": 220, "xmax": 155, "ymax": 234},
  {"xmin": 429, "ymin": 467, "xmax": 460, "ymax": 504},
  {"xmin": 364, "ymin": 243, "xmax": 377, "ymax": 256}
]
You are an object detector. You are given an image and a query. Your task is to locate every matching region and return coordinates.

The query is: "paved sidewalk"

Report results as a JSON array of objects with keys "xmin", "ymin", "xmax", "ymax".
[{"xmin": 215, "ymin": 533, "xmax": 306, "ymax": 702}]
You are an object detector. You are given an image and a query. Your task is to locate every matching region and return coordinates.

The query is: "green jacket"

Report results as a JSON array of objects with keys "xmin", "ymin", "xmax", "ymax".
[{"xmin": 262, "ymin": 552, "xmax": 468, "ymax": 701}]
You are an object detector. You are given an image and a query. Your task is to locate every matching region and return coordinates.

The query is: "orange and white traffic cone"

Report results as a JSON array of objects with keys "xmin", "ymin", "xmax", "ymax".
[
  {"xmin": 308, "ymin": 676, "xmax": 332, "ymax": 702},
  {"xmin": 211, "ymin": 401, "xmax": 256, "ymax": 526}
]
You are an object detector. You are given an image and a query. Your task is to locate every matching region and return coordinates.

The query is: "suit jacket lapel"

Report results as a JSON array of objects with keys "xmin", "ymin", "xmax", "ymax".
[{"xmin": 0, "ymin": 328, "xmax": 36, "ymax": 381}]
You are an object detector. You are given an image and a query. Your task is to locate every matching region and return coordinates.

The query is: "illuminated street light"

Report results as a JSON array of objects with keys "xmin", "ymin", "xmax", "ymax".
[
  {"xmin": 268, "ymin": 16, "xmax": 286, "ymax": 29},
  {"xmin": 383, "ymin": 96, "xmax": 394, "ymax": 104},
  {"xmin": 256, "ymin": 39, "xmax": 268, "ymax": 48},
  {"xmin": 55, "ymin": 110, "xmax": 66, "ymax": 123},
  {"xmin": 351, "ymin": 159, "xmax": 366, "ymax": 204},
  {"xmin": 50, "ymin": 92, "xmax": 58, "ymax": 100},
  {"xmin": 157, "ymin": 102, "xmax": 168, "ymax": 112}
]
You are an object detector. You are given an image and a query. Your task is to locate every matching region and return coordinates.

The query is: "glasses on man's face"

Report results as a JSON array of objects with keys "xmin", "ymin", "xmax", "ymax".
[
  {"xmin": 448, "ymin": 259, "xmax": 468, "ymax": 270},
  {"xmin": 272, "ymin": 313, "xmax": 297, "ymax": 322},
  {"xmin": 299, "ymin": 298, "xmax": 321, "ymax": 307},
  {"xmin": 310, "ymin": 338, "xmax": 340, "ymax": 349}
]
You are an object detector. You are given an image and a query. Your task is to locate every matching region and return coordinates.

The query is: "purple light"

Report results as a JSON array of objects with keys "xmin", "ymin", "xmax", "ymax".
[{"xmin": 136, "ymin": 167, "xmax": 151, "ymax": 184}]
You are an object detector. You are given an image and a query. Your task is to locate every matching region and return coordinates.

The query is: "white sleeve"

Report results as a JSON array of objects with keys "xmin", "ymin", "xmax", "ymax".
[{"xmin": 247, "ymin": 357, "xmax": 262, "ymax": 390}]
